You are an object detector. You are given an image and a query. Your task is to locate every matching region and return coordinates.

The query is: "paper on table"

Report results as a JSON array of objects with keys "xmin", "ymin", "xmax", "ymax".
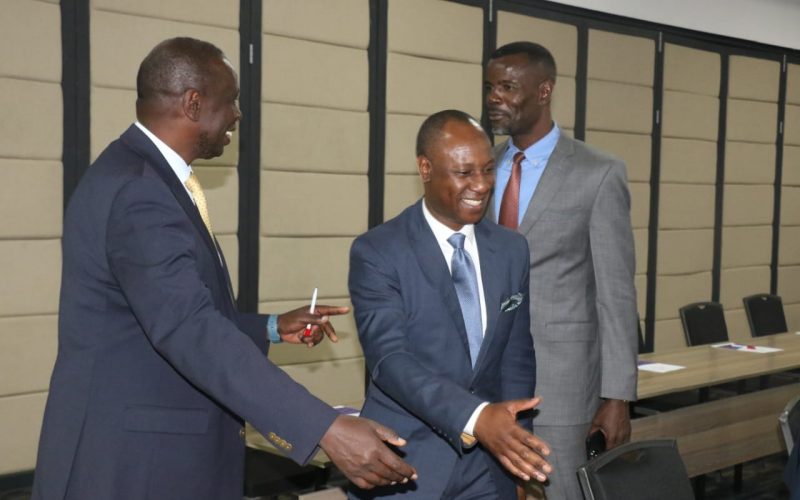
[
  {"xmin": 637, "ymin": 361, "xmax": 686, "ymax": 373},
  {"xmin": 711, "ymin": 342, "xmax": 783, "ymax": 354}
]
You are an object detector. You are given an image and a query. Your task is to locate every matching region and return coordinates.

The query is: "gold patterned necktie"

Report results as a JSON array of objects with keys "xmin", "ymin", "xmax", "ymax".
[{"xmin": 184, "ymin": 172, "xmax": 214, "ymax": 236}]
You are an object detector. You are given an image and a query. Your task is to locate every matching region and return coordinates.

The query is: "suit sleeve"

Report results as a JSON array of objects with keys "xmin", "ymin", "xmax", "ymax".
[
  {"xmin": 589, "ymin": 160, "xmax": 639, "ymax": 401},
  {"xmin": 236, "ymin": 312, "xmax": 271, "ymax": 356},
  {"xmin": 349, "ymin": 236, "xmax": 484, "ymax": 452},
  {"xmin": 106, "ymin": 175, "xmax": 336, "ymax": 464}
]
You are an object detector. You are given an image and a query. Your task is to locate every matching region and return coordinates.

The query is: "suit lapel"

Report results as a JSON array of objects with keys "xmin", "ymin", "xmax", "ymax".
[
  {"xmin": 407, "ymin": 201, "xmax": 473, "ymax": 362},
  {"xmin": 517, "ymin": 135, "xmax": 574, "ymax": 234},
  {"xmin": 471, "ymin": 220, "xmax": 502, "ymax": 374}
]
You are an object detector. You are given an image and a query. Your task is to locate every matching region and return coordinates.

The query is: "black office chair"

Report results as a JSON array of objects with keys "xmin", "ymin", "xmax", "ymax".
[
  {"xmin": 577, "ymin": 439, "xmax": 693, "ymax": 500},
  {"xmin": 780, "ymin": 395, "xmax": 800, "ymax": 453},
  {"xmin": 679, "ymin": 301, "xmax": 729, "ymax": 346},
  {"xmin": 743, "ymin": 293, "xmax": 788, "ymax": 337}
]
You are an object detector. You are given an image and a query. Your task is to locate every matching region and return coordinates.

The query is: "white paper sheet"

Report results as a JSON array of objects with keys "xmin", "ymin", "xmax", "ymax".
[
  {"xmin": 637, "ymin": 362, "xmax": 686, "ymax": 373},
  {"xmin": 711, "ymin": 342, "xmax": 783, "ymax": 353}
]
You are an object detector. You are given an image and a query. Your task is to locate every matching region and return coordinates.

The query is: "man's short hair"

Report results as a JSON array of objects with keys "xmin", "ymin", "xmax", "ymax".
[
  {"xmin": 490, "ymin": 41, "xmax": 557, "ymax": 82},
  {"xmin": 416, "ymin": 109, "xmax": 485, "ymax": 157},
  {"xmin": 136, "ymin": 37, "xmax": 225, "ymax": 101}
]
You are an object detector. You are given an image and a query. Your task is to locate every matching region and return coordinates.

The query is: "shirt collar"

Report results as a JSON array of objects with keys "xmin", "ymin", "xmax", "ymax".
[
  {"xmin": 421, "ymin": 198, "xmax": 476, "ymax": 245},
  {"xmin": 509, "ymin": 122, "xmax": 561, "ymax": 162},
  {"xmin": 134, "ymin": 121, "xmax": 192, "ymax": 185}
]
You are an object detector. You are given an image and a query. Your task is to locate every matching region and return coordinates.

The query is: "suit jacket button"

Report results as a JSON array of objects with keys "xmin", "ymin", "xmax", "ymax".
[{"xmin": 239, "ymin": 427, "xmax": 246, "ymax": 438}]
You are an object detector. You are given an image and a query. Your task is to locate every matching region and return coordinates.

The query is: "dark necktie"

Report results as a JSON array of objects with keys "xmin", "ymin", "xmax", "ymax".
[
  {"xmin": 498, "ymin": 152, "xmax": 525, "ymax": 230},
  {"xmin": 448, "ymin": 233, "xmax": 483, "ymax": 367}
]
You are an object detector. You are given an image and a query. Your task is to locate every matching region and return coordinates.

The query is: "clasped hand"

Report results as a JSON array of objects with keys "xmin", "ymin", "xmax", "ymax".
[{"xmin": 277, "ymin": 304, "xmax": 350, "ymax": 347}]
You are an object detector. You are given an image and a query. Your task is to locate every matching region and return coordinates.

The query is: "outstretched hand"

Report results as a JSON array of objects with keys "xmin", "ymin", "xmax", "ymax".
[
  {"xmin": 277, "ymin": 305, "xmax": 350, "ymax": 347},
  {"xmin": 474, "ymin": 397, "xmax": 552, "ymax": 482},
  {"xmin": 320, "ymin": 415, "xmax": 418, "ymax": 490}
]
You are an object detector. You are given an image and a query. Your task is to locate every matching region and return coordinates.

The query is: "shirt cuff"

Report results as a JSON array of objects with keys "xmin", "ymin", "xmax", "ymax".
[
  {"xmin": 461, "ymin": 402, "xmax": 489, "ymax": 447},
  {"xmin": 267, "ymin": 314, "xmax": 282, "ymax": 344}
]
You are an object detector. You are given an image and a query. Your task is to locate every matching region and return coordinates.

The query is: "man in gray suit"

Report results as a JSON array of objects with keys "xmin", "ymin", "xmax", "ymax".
[{"xmin": 484, "ymin": 41, "xmax": 638, "ymax": 499}]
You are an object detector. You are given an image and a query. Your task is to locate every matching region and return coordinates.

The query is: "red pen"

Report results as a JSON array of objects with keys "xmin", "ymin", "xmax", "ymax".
[
  {"xmin": 303, "ymin": 288, "xmax": 318, "ymax": 337},
  {"xmin": 746, "ymin": 345, "xmax": 756, "ymax": 350}
]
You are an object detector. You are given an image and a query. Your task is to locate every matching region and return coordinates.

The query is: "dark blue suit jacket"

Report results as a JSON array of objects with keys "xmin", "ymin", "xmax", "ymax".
[
  {"xmin": 348, "ymin": 201, "xmax": 535, "ymax": 499},
  {"xmin": 33, "ymin": 125, "xmax": 337, "ymax": 500}
]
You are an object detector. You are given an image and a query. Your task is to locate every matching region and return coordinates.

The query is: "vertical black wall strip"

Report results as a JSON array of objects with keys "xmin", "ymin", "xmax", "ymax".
[
  {"xmin": 711, "ymin": 53, "xmax": 729, "ymax": 302},
  {"xmin": 368, "ymin": 0, "xmax": 388, "ymax": 229},
  {"xmin": 643, "ymin": 32, "xmax": 665, "ymax": 353},
  {"xmin": 771, "ymin": 56, "xmax": 787, "ymax": 295},
  {"xmin": 481, "ymin": 0, "xmax": 498, "ymax": 140},
  {"xmin": 237, "ymin": 0, "xmax": 262, "ymax": 312},
  {"xmin": 574, "ymin": 23, "xmax": 588, "ymax": 141},
  {"xmin": 61, "ymin": 0, "xmax": 91, "ymax": 208}
]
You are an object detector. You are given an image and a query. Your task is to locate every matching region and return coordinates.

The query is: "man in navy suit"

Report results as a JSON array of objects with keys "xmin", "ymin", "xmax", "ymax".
[
  {"xmin": 348, "ymin": 110, "xmax": 551, "ymax": 499},
  {"xmin": 33, "ymin": 37, "xmax": 416, "ymax": 500}
]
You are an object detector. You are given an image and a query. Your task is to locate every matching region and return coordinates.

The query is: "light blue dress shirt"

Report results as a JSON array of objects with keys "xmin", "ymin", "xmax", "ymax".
[{"xmin": 493, "ymin": 124, "xmax": 561, "ymax": 226}]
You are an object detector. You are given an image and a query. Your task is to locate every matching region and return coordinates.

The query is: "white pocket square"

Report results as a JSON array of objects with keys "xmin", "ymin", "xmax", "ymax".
[{"xmin": 500, "ymin": 293, "xmax": 524, "ymax": 312}]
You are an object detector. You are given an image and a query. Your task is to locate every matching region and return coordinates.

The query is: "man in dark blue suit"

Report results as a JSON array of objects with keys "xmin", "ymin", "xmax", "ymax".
[
  {"xmin": 348, "ymin": 110, "xmax": 551, "ymax": 499},
  {"xmin": 33, "ymin": 37, "xmax": 416, "ymax": 500}
]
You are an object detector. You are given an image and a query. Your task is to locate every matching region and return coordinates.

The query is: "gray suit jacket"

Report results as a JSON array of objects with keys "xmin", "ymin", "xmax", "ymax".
[{"xmin": 489, "ymin": 133, "xmax": 638, "ymax": 426}]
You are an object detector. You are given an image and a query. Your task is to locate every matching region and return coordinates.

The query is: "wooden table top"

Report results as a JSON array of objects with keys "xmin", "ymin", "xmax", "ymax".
[{"xmin": 637, "ymin": 332, "xmax": 800, "ymax": 399}]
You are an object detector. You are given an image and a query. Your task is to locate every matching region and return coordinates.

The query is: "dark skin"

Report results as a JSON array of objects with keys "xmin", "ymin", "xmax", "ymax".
[
  {"xmin": 418, "ymin": 119, "xmax": 552, "ymax": 484},
  {"xmin": 136, "ymin": 52, "xmax": 416, "ymax": 488},
  {"xmin": 485, "ymin": 54, "xmax": 632, "ymax": 451}
]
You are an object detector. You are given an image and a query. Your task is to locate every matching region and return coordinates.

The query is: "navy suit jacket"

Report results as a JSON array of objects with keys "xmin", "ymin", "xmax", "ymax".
[
  {"xmin": 348, "ymin": 201, "xmax": 535, "ymax": 499},
  {"xmin": 33, "ymin": 125, "xmax": 337, "ymax": 500}
]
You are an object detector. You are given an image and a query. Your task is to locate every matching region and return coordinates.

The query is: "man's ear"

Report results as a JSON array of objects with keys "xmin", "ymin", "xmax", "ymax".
[
  {"xmin": 182, "ymin": 89, "xmax": 202, "ymax": 121},
  {"xmin": 539, "ymin": 79, "xmax": 554, "ymax": 104},
  {"xmin": 418, "ymin": 155, "xmax": 432, "ymax": 182}
]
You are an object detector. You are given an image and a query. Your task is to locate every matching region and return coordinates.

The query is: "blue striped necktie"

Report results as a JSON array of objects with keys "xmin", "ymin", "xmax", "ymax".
[{"xmin": 448, "ymin": 233, "xmax": 483, "ymax": 367}]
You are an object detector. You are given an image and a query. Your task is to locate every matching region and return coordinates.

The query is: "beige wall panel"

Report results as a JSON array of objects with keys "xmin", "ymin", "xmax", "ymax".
[
  {"xmin": 194, "ymin": 166, "xmax": 238, "ymax": 234},
  {"xmin": 657, "ymin": 229, "xmax": 713, "ymax": 276},
  {"xmin": 384, "ymin": 174, "xmax": 423, "ymax": 221},
  {"xmin": 724, "ymin": 142, "xmax": 776, "ymax": 184},
  {"xmin": 263, "ymin": 0, "xmax": 368, "ymax": 48},
  {"xmin": 663, "ymin": 44, "xmax": 720, "ymax": 96},
  {"xmin": 784, "ymin": 146, "xmax": 800, "ymax": 185},
  {"xmin": 661, "ymin": 91, "xmax": 719, "ymax": 141},
  {"xmin": 722, "ymin": 184, "xmax": 773, "ymax": 226},
  {"xmin": 388, "ymin": 0, "xmax": 481, "ymax": 63},
  {"xmin": 653, "ymin": 318, "xmax": 687, "ymax": 352},
  {"xmin": 0, "ymin": 239, "xmax": 60, "ymax": 317},
  {"xmin": 584, "ymin": 131, "xmax": 650, "ymax": 182},
  {"xmin": 0, "ymin": 0, "xmax": 60, "ymax": 82},
  {"xmin": 785, "ymin": 303, "xmax": 800, "ymax": 332},
  {"xmin": 281, "ymin": 358, "xmax": 365, "ymax": 406},
  {"xmin": 633, "ymin": 228, "xmax": 648, "ymax": 275},
  {"xmin": 95, "ymin": 0, "xmax": 237, "ymax": 28},
  {"xmin": 261, "ymin": 172, "xmax": 367, "ymax": 236},
  {"xmin": 728, "ymin": 55, "xmax": 780, "ymax": 102},
  {"xmin": 660, "ymin": 138, "xmax": 717, "ymax": 184},
  {"xmin": 788, "ymin": 64, "xmax": 800, "ymax": 105},
  {"xmin": 92, "ymin": 10, "xmax": 239, "ymax": 90},
  {"xmin": 0, "ymin": 159, "xmax": 62, "ymax": 238},
  {"xmin": 629, "ymin": 182, "xmax": 650, "ymax": 229},
  {"xmin": 496, "ymin": 12, "xmax": 577, "ymax": 77},
  {"xmin": 385, "ymin": 114, "xmax": 425, "ymax": 175},
  {"xmin": 386, "ymin": 53, "xmax": 481, "ymax": 116},
  {"xmin": 719, "ymin": 266, "xmax": 770, "ymax": 311},
  {"xmin": 553, "ymin": 76, "xmax": 576, "ymax": 130},
  {"xmin": 779, "ymin": 265, "xmax": 800, "ymax": 303},
  {"xmin": 725, "ymin": 307, "xmax": 750, "ymax": 342},
  {"xmin": 263, "ymin": 35, "xmax": 366, "ymax": 111},
  {"xmin": 635, "ymin": 274, "xmax": 647, "ymax": 320},
  {"xmin": 587, "ymin": 30, "xmax": 653, "ymax": 86},
  {"xmin": 261, "ymin": 103, "xmax": 368, "ymax": 174},
  {"xmin": 0, "ymin": 315, "xmax": 57, "ymax": 394},
  {"xmin": 784, "ymin": 105, "xmax": 800, "ymax": 146},
  {"xmin": 217, "ymin": 234, "xmax": 238, "ymax": 295},
  {"xmin": 721, "ymin": 226, "xmax": 772, "ymax": 269},
  {"xmin": 260, "ymin": 298, "xmax": 361, "ymax": 364},
  {"xmin": 655, "ymin": 272, "xmax": 712, "ymax": 320},
  {"xmin": 726, "ymin": 99, "xmax": 777, "ymax": 144},
  {"xmin": 586, "ymin": 80, "xmax": 651, "ymax": 134},
  {"xmin": 0, "ymin": 393, "xmax": 46, "ymax": 474},
  {"xmin": 779, "ymin": 226, "xmax": 800, "ymax": 266},
  {"xmin": 0, "ymin": 79, "xmax": 61, "ymax": 160},
  {"xmin": 782, "ymin": 187, "xmax": 800, "ymax": 225},
  {"xmin": 259, "ymin": 236, "xmax": 352, "ymax": 300},
  {"xmin": 658, "ymin": 184, "xmax": 716, "ymax": 229},
  {"xmin": 90, "ymin": 87, "xmax": 135, "ymax": 161}
]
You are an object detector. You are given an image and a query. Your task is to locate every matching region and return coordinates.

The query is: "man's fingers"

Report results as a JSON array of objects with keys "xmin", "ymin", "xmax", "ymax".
[
  {"xmin": 315, "ymin": 305, "xmax": 350, "ymax": 316},
  {"xmin": 507, "ymin": 397, "xmax": 541, "ymax": 415},
  {"xmin": 372, "ymin": 422, "xmax": 407, "ymax": 447}
]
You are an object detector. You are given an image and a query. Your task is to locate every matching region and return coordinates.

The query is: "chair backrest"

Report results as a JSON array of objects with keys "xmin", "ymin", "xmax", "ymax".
[
  {"xmin": 742, "ymin": 293, "xmax": 788, "ymax": 337},
  {"xmin": 780, "ymin": 395, "xmax": 800, "ymax": 453},
  {"xmin": 577, "ymin": 439, "xmax": 693, "ymax": 500},
  {"xmin": 679, "ymin": 301, "xmax": 728, "ymax": 346}
]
